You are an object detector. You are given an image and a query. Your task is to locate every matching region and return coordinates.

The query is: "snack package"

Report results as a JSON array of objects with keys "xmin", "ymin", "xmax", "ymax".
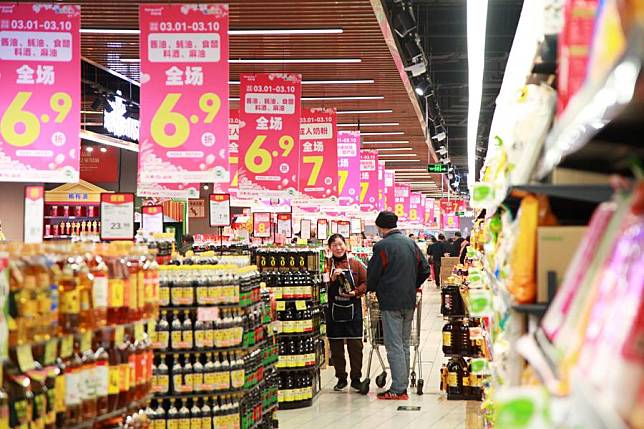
[{"xmin": 508, "ymin": 195, "xmax": 539, "ymax": 304}]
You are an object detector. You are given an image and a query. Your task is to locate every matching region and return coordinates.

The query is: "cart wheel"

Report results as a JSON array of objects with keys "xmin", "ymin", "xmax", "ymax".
[
  {"xmin": 410, "ymin": 371, "xmax": 416, "ymax": 388},
  {"xmin": 359, "ymin": 378, "xmax": 370, "ymax": 395},
  {"xmin": 375, "ymin": 372, "xmax": 387, "ymax": 388},
  {"xmin": 416, "ymin": 379, "xmax": 424, "ymax": 395}
]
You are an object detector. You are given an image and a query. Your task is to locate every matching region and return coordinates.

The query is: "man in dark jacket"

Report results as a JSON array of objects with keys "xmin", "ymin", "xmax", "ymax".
[
  {"xmin": 450, "ymin": 231, "xmax": 465, "ymax": 257},
  {"xmin": 367, "ymin": 211, "xmax": 430, "ymax": 400},
  {"xmin": 427, "ymin": 234, "xmax": 447, "ymax": 287}
]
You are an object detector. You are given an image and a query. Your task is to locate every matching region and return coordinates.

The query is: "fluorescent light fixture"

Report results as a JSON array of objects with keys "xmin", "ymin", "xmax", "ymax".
[
  {"xmin": 392, "ymin": 168, "xmax": 426, "ymax": 171},
  {"xmin": 466, "ymin": 0, "xmax": 488, "ymax": 187},
  {"xmin": 100, "ymin": 147, "xmax": 107, "ymax": 153},
  {"xmin": 80, "ymin": 129, "xmax": 139, "ymax": 152},
  {"xmin": 384, "ymin": 159, "xmax": 421, "ymax": 163},
  {"xmin": 362, "ymin": 140, "xmax": 409, "ymax": 144},
  {"xmin": 337, "ymin": 109, "xmax": 393, "ymax": 114},
  {"xmin": 82, "ymin": 28, "xmax": 343, "ymax": 35},
  {"xmin": 81, "ymin": 110, "xmax": 103, "ymax": 115},
  {"xmin": 120, "ymin": 58, "xmax": 361, "ymax": 64},
  {"xmin": 120, "ymin": 58, "xmax": 140, "ymax": 63},
  {"xmin": 378, "ymin": 154, "xmax": 419, "ymax": 158},
  {"xmin": 360, "ymin": 131, "xmax": 404, "ymax": 136},
  {"xmin": 375, "ymin": 147, "xmax": 413, "ymax": 151},
  {"xmin": 338, "ymin": 122, "xmax": 399, "ymax": 127},
  {"xmin": 229, "ymin": 96, "xmax": 382, "ymax": 102},
  {"xmin": 229, "ymin": 79, "xmax": 374, "ymax": 85},
  {"xmin": 86, "ymin": 146, "xmax": 94, "ymax": 153}
]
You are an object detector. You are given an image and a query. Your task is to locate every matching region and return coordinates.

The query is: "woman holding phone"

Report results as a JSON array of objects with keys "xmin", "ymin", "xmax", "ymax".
[{"xmin": 325, "ymin": 233, "xmax": 367, "ymax": 391}]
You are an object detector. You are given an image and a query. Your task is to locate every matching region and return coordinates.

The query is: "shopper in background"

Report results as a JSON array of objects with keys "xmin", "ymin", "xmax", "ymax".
[
  {"xmin": 428, "ymin": 234, "xmax": 447, "ymax": 287},
  {"xmin": 459, "ymin": 235, "xmax": 471, "ymax": 264},
  {"xmin": 367, "ymin": 211, "xmax": 430, "ymax": 400},
  {"xmin": 179, "ymin": 234, "xmax": 195, "ymax": 255},
  {"xmin": 450, "ymin": 231, "xmax": 465, "ymax": 257},
  {"xmin": 326, "ymin": 233, "xmax": 367, "ymax": 392}
]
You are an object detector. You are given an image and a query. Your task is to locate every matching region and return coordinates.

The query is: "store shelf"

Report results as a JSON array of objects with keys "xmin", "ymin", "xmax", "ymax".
[
  {"xmin": 512, "ymin": 303, "xmax": 549, "ymax": 316},
  {"xmin": 155, "ymin": 338, "xmax": 268, "ymax": 355},
  {"xmin": 262, "ymin": 403, "xmax": 279, "ymax": 416},
  {"xmin": 535, "ymin": 24, "xmax": 644, "ymax": 179},
  {"xmin": 277, "ymin": 331, "xmax": 319, "ymax": 338},
  {"xmin": 44, "ymin": 216, "xmax": 99, "ymax": 220},
  {"xmin": 154, "ymin": 387, "xmax": 244, "ymax": 400},
  {"xmin": 160, "ymin": 300, "xmax": 264, "ymax": 311},
  {"xmin": 509, "ymin": 185, "xmax": 613, "ymax": 204},
  {"xmin": 276, "ymin": 364, "xmax": 317, "ymax": 372},
  {"xmin": 68, "ymin": 396, "xmax": 151, "ymax": 429}
]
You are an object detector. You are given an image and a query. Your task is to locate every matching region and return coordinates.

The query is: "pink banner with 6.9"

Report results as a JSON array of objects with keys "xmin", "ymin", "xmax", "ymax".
[
  {"xmin": 394, "ymin": 183, "xmax": 411, "ymax": 221},
  {"xmin": 238, "ymin": 73, "xmax": 302, "ymax": 197},
  {"xmin": 0, "ymin": 3, "xmax": 80, "ymax": 182},
  {"xmin": 138, "ymin": 4, "xmax": 229, "ymax": 184},
  {"xmin": 337, "ymin": 130, "xmax": 360, "ymax": 208},
  {"xmin": 384, "ymin": 170, "xmax": 395, "ymax": 211},
  {"xmin": 298, "ymin": 108, "xmax": 337, "ymax": 200},
  {"xmin": 359, "ymin": 150, "xmax": 378, "ymax": 212},
  {"xmin": 377, "ymin": 160, "xmax": 385, "ymax": 211}
]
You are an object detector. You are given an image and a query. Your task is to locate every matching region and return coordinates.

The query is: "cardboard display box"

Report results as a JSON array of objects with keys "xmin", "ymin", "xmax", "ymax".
[
  {"xmin": 440, "ymin": 256, "xmax": 460, "ymax": 283},
  {"xmin": 537, "ymin": 226, "xmax": 587, "ymax": 302}
]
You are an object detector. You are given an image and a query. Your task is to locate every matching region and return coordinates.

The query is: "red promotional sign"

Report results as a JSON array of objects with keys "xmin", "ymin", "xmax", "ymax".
[
  {"xmin": 440, "ymin": 198, "xmax": 462, "ymax": 230},
  {"xmin": 337, "ymin": 130, "xmax": 360, "ymax": 207},
  {"xmin": 384, "ymin": 170, "xmax": 395, "ymax": 211},
  {"xmin": 424, "ymin": 197, "xmax": 438, "ymax": 229},
  {"xmin": 229, "ymin": 109, "xmax": 239, "ymax": 188},
  {"xmin": 394, "ymin": 183, "xmax": 411, "ymax": 221},
  {"xmin": 359, "ymin": 150, "xmax": 379, "ymax": 212},
  {"xmin": 377, "ymin": 160, "xmax": 385, "ymax": 211},
  {"xmin": 80, "ymin": 144, "xmax": 118, "ymax": 183},
  {"xmin": 298, "ymin": 108, "xmax": 337, "ymax": 200},
  {"xmin": 0, "ymin": 3, "xmax": 80, "ymax": 182},
  {"xmin": 138, "ymin": 4, "xmax": 229, "ymax": 184},
  {"xmin": 209, "ymin": 193, "xmax": 230, "ymax": 227},
  {"xmin": 238, "ymin": 73, "xmax": 302, "ymax": 197},
  {"xmin": 409, "ymin": 192, "xmax": 422, "ymax": 223},
  {"xmin": 253, "ymin": 212, "xmax": 271, "ymax": 238}
]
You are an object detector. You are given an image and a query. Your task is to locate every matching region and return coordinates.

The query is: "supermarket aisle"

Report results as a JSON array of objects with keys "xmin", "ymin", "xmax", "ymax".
[{"xmin": 277, "ymin": 286, "xmax": 483, "ymax": 429}]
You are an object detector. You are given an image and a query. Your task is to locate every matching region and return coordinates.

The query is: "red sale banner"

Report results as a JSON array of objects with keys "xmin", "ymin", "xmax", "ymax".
[
  {"xmin": 359, "ymin": 150, "xmax": 378, "ymax": 212},
  {"xmin": 337, "ymin": 131, "xmax": 360, "ymax": 208},
  {"xmin": 138, "ymin": 4, "xmax": 229, "ymax": 184},
  {"xmin": 384, "ymin": 170, "xmax": 395, "ymax": 211},
  {"xmin": 394, "ymin": 183, "xmax": 411, "ymax": 221},
  {"xmin": 424, "ymin": 197, "xmax": 438, "ymax": 228},
  {"xmin": 440, "ymin": 198, "xmax": 461, "ymax": 230},
  {"xmin": 377, "ymin": 160, "xmax": 385, "ymax": 211},
  {"xmin": 238, "ymin": 73, "xmax": 302, "ymax": 198},
  {"xmin": 409, "ymin": 192, "xmax": 422, "ymax": 223},
  {"xmin": 0, "ymin": 3, "xmax": 80, "ymax": 182},
  {"xmin": 298, "ymin": 108, "xmax": 337, "ymax": 201},
  {"xmin": 229, "ymin": 109, "xmax": 239, "ymax": 188}
]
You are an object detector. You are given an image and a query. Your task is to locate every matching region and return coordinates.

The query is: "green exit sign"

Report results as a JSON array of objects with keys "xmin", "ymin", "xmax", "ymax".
[
  {"xmin": 427, "ymin": 163, "xmax": 448, "ymax": 173},
  {"xmin": 455, "ymin": 211, "xmax": 465, "ymax": 216}
]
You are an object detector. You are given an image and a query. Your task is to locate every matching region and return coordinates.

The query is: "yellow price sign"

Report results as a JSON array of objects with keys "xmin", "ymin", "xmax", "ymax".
[
  {"xmin": 410, "ymin": 208, "xmax": 418, "ymax": 221},
  {"xmin": 0, "ymin": 91, "xmax": 72, "ymax": 147},
  {"xmin": 338, "ymin": 170, "xmax": 349, "ymax": 194},
  {"xmin": 395, "ymin": 203, "xmax": 405, "ymax": 218},
  {"xmin": 244, "ymin": 134, "xmax": 295, "ymax": 174}
]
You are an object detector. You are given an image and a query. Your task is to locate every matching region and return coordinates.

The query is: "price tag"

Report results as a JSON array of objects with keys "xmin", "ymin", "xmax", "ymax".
[
  {"xmin": 253, "ymin": 212, "xmax": 271, "ymax": 238},
  {"xmin": 276, "ymin": 213, "xmax": 292, "ymax": 238},
  {"xmin": 209, "ymin": 194, "xmax": 231, "ymax": 227},
  {"xmin": 276, "ymin": 301, "xmax": 286, "ymax": 311},
  {"xmin": 100, "ymin": 193, "xmax": 135, "ymax": 240},
  {"xmin": 197, "ymin": 306, "xmax": 219, "ymax": 322},
  {"xmin": 295, "ymin": 300, "xmax": 307, "ymax": 311},
  {"xmin": 17, "ymin": 344, "xmax": 35, "ymax": 372},
  {"xmin": 114, "ymin": 326, "xmax": 125, "ymax": 345},
  {"xmin": 23, "ymin": 186, "xmax": 44, "ymax": 243},
  {"xmin": 80, "ymin": 331, "xmax": 92, "ymax": 353},
  {"xmin": 141, "ymin": 205, "xmax": 164, "ymax": 233},
  {"xmin": 60, "ymin": 335, "xmax": 74, "ymax": 358},
  {"xmin": 43, "ymin": 339, "xmax": 58, "ymax": 365},
  {"xmin": 134, "ymin": 322, "xmax": 145, "ymax": 341}
]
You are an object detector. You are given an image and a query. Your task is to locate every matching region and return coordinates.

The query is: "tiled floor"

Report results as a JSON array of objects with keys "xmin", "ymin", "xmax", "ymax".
[{"xmin": 277, "ymin": 286, "xmax": 483, "ymax": 429}]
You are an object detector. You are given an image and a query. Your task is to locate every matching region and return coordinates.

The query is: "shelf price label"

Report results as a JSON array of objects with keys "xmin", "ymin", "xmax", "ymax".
[
  {"xmin": 253, "ymin": 212, "xmax": 271, "ymax": 238},
  {"xmin": 238, "ymin": 73, "xmax": 302, "ymax": 198},
  {"xmin": 0, "ymin": 3, "xmax": 80, "ymax": 183},
  {"xmin": 138, "ymin": 4, "xmax": 229, "ymax": 184},
  {"xmin": 100, "ymin": 193, "xmax": 135, "ymax": 241},
  {"xmin": 394, "ymin": 183, "xmax": 411, "ymax": 221},
  {"xmin": 298, "ymin": 108, "xmax": 338, "ymax": 201},
  {"xmin": 337, "ymin": 131, "xmax": 361, "ymax": 208},
  {"xmin": 141, "ymin": 205, "xmax": 164, "ymax": 233},
  {"xmin": 276, "ymin": 213, "xmax": 293, "ymax": 238},
  {"xmin": 359, "ymin": 150, "xmax": 378, "ymax": 212},
  {"xmin": 209, "ymin": 193, "xmax": 230, "ymax": 227},
  {"xmin": 23, "ymin": 186, "xmax": 44, "ymax": 243}
]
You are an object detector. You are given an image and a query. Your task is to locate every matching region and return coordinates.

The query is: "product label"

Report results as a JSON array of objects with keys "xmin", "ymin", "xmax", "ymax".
[
  {"xmin": 182, "ymin": 330, "xmax": 193, "ymax": 347},
  {"xmin": 92, "ymin": 276, "xmax": 108, "ymax": 307},
  {"xmin": 108, "ymin": 366, "xmax": 120, "ymax": 394},
  {"xmin": 171, "ymin": 331, "xmax": 183, "ymax": 349},
  {"xmin": 442, "ymin": 332, "xmax": 451, "ymax": 347},
  {"xmin": 109, "ymin": 279, "xmax": 125, "ymax": 307},
  {"xmin": 119, "ymin": 363, "xmax": 129, "ymax": 392},
  {"xmin": 94, "ymin": 365, "xmax": 108, "ymax": 397},
  {"xmin": 447, "ymin": 372, "xmax": 458, "ymax": 387},
  {"xmin": 154, "ymin": 420, "xmax": 166, "ymax": 429},
  {"xmin": 156, "ymin": 374, "xmax": 169, "ymax": 393},
  {"xmin": 173, "ymin": 374, "xmax": 183, "ymax": 392},
  {"xmin": 65, "ymin": 371, "xmax": 80, "ymax": 405},
  {"xmin": 159, "ymin": 286, "xmax": 170, "ymax": 306},
  {"xmin": 61, "ymin": 289, "xmax": 80, "ymax": 314},
  {"xmin": 54, "ymin": 375, "xmax": 65, "ymax": 412},
  {"xmin": 171, "ymin": 287, "xmax": 183, "ymax": 305},
  {"xmin": 231, "ymin": 369, "xmax": 244, "ymax": 388}
]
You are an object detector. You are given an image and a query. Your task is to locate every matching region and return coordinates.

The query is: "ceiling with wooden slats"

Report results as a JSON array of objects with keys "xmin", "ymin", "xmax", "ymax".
[{"xmin": 58, "ymin": 0, "xmax": 442, "ymax": 193}]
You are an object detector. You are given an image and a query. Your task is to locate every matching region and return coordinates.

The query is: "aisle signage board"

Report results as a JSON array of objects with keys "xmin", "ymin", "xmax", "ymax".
[
  {"xmin": 359, "ymin": 150, "xmax": 379, "ymax": 212},
  {"xmin": 350, "ymin": 218, "xmax": 362, "ymax": 235},
  {"xmin": 337, "ymin": 220, "xmax": 351, "ymax": 237},
  {"xmin": 252, "ymin": 212, "xmax": 271, "ymax": 238},
  {"xmin": 238, "ymin": 73, "xmax": 302, "ymax": 197},
  {"xmin": 23, "ymin": 186, "xmax": 44, "ymax": 243},
  {"xmin": 316, "ymin": 219, "xmax": 328, "ymax": 240},
  {"xmin": 141, "ymin": 205, "xmax": 164, "ymax": 233},
  {"xmin": 276, "ymin": 213, "xmax": 292, "ymax": 238},
  {"xmin": 100, "ymin": 193, "xmax": 135, "ymax": 241},
  {"xmin": 0, "ymin": 3, "xmax": 81, "ymax": 182},
  {"xmin": 384, "ymin": 170, "xmax": 395, "ymax": 211},
  {"xmin": 138, "ymin": 4, "xmax": 230, "ymax": 184},
  {"xmin": 208, "ymin": 193, "xmax": 230, "ymax": 227},
  {"xmin": 300, "ymin": 219, "xmax": 311, "ymax": 240},
  {"xmin": 337, "ymin": 131, "xmax": 361, "ymax": 207},
  {"xmin": 440, "ymin": 199, "xmax": 462, "ymax": 230},
  {"xmin": 427, "ymin": 163, "xmax": 448, "ymax": 174},
  {"xmin": 298, "ymin": 108, "xmax": 338, "ymax": 200},
  {"xmin": 377, "ymin": 160, "xmax": 385, "ymax": 211},
  {"xmin": 394, "ymin": 183, "xmax": 411, "ymax": 221},
  {"xmin": 409, "ymin": 192, "xmax": 422, "ymax": 223},
  {"xmin": 228, "ymin": 109, "xmax": 239, "ymax": 188}
]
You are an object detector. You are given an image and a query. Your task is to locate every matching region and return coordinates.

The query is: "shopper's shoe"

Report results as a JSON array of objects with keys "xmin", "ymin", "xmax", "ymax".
[
  {"xmin": 334, "ymin": 379, "xmax": 348, "ymax": 391},
  {"xmin": 350, "ymin": 380, "xmax": 362, "ymax": 392},
  {"xmin": 377, "ymin": 390, "xmax": 409, "ymax": 400}
]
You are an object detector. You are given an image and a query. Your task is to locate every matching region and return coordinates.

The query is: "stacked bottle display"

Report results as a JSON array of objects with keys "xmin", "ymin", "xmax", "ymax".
[
  {"xmin": 0, "ymin": 242, "xmax": 160, "ymax": 429},
  {"xmin": 149, "ymin": 261, "xmax": 278, "ymax": 428},
  {"xmin": 255, "ymin": 247, "xmax": 325, "ymax": 410}
]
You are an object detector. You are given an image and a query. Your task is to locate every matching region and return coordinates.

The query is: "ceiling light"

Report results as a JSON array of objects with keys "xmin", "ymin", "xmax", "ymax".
[
  {"xmin": 81, "ymin": 110, "xmax": 103, "ymax": 115},
  {"xmin": 374, "ymin": 147, "xmax": 413, "ymax": 151},
  {"xmin": 100, "ymin": 147, "xmax": 107, "ymax": 153},
  {"xmin": 338, "ymin": 122, "xmax": 399, "ymax": 127},
  {"xmin": 362, "ymin": 140, "xmax": 409, "ymax": 144},
  {"xmin": 432, "ymin": 131, "xmax": 447, "ymax": 141},
  {"xmin": 82, "ymin": 28, "xmax": 344, "ymax": 36},
  {"xmin": 203, "ymin": 185, "xmax": 209, "ymax": 190},
  {"xmin": 120, "ymin": 58, "xmax": 361, "ymax": 64},
  {"xmin": 337, "ymin": 109, "xmax": 393, "ymax": 114},
  {"xmin": 467, "ymin": 0, "xmax": 489, "ymax": 187},
  {"xmin": 436, "ymin": 146, "xmax": 448, "ymax": 156},
  {"xmin": 120, "ymin": 58, "xmax": 140, "ymax": 63},
  {"xmin": 384, "ymin": 159, "xmax": 421, "ymax": 163},
  {"xmin": 360, "ymin": 131, "xmax": 404, "ymax": 136},
  {"xmin": 413, "ymin": 75, "xmax": 433, "ymax": 96},
  {"xmin": 229, "ymin": 79, "xmax": 375, "ymax": 85},
  {"xmin": 86, "ymin": 147, "xmax": 94, "ymax": 153}
]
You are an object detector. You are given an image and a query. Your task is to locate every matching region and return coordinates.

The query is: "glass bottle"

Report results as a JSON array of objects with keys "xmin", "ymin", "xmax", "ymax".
[
  {"xmin": 200, "ymin": 398, "xmax": 211, "ymax": 429},
  {"xmin": 192, "ymin": 355, "xmax": 204, "ymax": 393},
  {"xmin": 183, "ymin": 355, "xmax": 193, "ymax": 394},
  {"xmin": 81, "ymin": 342, "xmax": 97, "ymax": 419},
  {"xmin": 65, "ymin": 342, "xmax": 83, "ymax": 425},
  {"xmin": 171, "ymin": 311, "xmax": 182, "ymax": 350},
  {"xmin": 172, "ymin": 354, "xmax": 183, "ymax": 394},
  {"xmin": 166, "ymin": 400, "xmax": 179, "ymax": 429},
  {"xmin": 94, "ymin": 343, "xmax": 109, "ymax": 415},
  {"xmin": 156, "ymin": 311, "xmax": 170, "ymax": 350},
  {"xmin": 178, "ymin": 400, "xmax": 190, "ymax": 429},
  {"xmin": 190, "ymin": 399, "xmax": 201, "ymax": 429},
  {"xmin": 59, "ymin": 257, "xmax": 81, "ymax": 334},
  {"xmin": 181, "ymin": 311, "xmax": 193, "ymax": 350}
]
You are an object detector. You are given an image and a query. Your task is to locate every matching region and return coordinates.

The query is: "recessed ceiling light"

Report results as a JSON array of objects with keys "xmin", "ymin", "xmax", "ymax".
[
  {"xmin": 360, "ymin": 131, "xmax": 404, "ymax": 136},
  {"xmin": 338, "ymin": 122, "xmax": 399, "ymax": 127},
  {"xmin": 86, "ymin": 147, "xmax": 94, "ymax": 153},
  {"xmin": 100, "ymin": 147, "xmax": 107, "ymax": 153},
  {"xmin": 337, "ymin": 109, "xmax": 393, "ymax": 114},
  {"xmin": 81, "ymin": 28, "xmax": 344, "ymax": 36}
]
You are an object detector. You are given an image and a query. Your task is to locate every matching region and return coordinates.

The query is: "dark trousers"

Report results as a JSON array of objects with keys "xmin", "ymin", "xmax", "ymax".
[
  {"xmin": 433, "ymin": 263, "xmax": 441, "ymax": 287},
  {"xmin": 329, "ymin": 338, "xmax": 363, "ymax": 382}
]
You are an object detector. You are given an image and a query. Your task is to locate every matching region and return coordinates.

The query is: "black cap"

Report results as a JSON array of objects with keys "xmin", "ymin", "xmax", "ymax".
[{"xmin": 375, "ymin": 211, "xmax": 398, "ymax": 229}]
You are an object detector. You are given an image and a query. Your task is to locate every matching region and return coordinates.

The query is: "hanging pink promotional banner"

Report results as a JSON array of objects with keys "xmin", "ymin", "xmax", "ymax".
[
  {"xmin": 137, "ymin": 182, "xmax": 199, "ymax": 199},
  {"xmin": 359, "ymin": 150, "xmax": 378, "ymax": 212},
  {"xmin": 298, "ymin": 108, "xmax": 338, "ymax": 201},
  {"xmin": 138, "ymin": 4, "xmax": 229, "ymax": 184},
  {"xmin": 377, "ymin": 160, "xmax": 385, "ymax": 211},
  {"xmin": 238, "ymin": 73, "xmax": 302, "ymax": 198},
  {"xmin": 409, "ymin": 192, "xmax": 423, "ymax": 223},
  {"xmin": 228, "ymin": 109, "xmax": 239, "ymax": 188},
  {"xmin": 0, "ymin": 3, "xmax": 81, "ymax": 182},
  {"xmin": 424, "ymin": 198, "xmax": 438, "ymax": 228},
  {"xmin": 394, "ymin": 183, "xmax": 411, "ymax": 221},
  {"xmin": 337, "ymin": 130, "xmax": 360, "ymax": 208},
  {"xmin": 440, "ymin": 198, "xmax": 462, "ymax": 230},
  {"xmin": 419, "ymin": 196, "xmax": 426, "ymax": 225},
  {"xmin": 384, "ymin": 170, "xmax": 395, "ymax": 211}
]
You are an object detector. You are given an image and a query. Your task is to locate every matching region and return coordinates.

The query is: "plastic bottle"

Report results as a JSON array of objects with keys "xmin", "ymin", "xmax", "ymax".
[
  {"xmin": 181, "ymin": 311, "xmax": 193, "ymax": 350},
  {"xmin": 442, "ymin": 322, "xmax": 454, "ymax": 355},
  {"xmin": 81, "ymin": 342, "xmax": 97, "ymax": 419},
  {"xmin": 65, "ymin": 343, "xmax": 83, "ymax": 425},
  {"xmin": 156, "ymin": 311, "xmax": 170, "ymax": 350},
  {"xmin": 89, "ymin": 251, "xmax": 109, "ymax": 328},
  {"xmin": 94, "ymin": 343, "xmax": 109, "ymax": 415},
  {"xmin": 193, "ymin": 355, "xmax": 204, "ymax": 392}
]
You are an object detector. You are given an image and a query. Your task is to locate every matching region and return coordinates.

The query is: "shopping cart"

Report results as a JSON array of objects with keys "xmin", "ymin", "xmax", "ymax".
[{"xmin": 358, "ymin": 288, "xmax": 424, "ymax": 395}]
